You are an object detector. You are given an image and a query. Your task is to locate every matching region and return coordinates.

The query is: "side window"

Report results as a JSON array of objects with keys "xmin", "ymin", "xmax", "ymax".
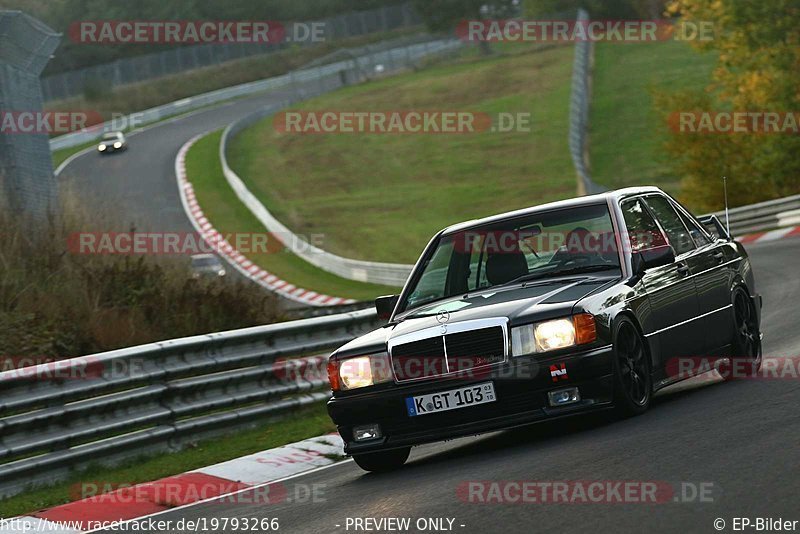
[
  {"xmin": 644, "ymin": 196, "xmax": 696, "ymax": 255},
  {"xmin": 620, "ymin": 198, "xmax": 668, "ymax": 252},
  {"xmin": 675, "ymin": 206, "xmax": 711, "ymax": 247}
]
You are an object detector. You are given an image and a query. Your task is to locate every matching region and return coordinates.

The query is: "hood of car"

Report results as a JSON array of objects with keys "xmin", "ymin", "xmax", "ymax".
[{"xmin": 333, "ymin": 278, "xmax": 613, "ymax": 359}]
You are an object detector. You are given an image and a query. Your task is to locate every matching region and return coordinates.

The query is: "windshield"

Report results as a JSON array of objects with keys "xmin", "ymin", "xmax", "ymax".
[{"xmin": 398, "ymin": 203, "xmax": 621, "ymax": 314}]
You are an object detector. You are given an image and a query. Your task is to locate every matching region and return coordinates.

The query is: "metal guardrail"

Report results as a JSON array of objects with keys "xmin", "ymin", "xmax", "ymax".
[
  {"xmin": 568, "ymin": 9, "xmax": 605, "ymax": 196},
  {"xmin": 41, "ymin": 3, "xmax": 422, "ymax": 102},
  {"xmin": 217, "ymin": 39, "xmax": 465, "ymax": 288},
  {"xmin": 48, "ymin": 33, "xmax": 449, "ymax": 153},
  {"xmin": 708, "ymin": 194, "xmax": 800, "ymax": 236},
  {"xmin": 0, "ymin": 308, "xmax": 381, "ymax": 499}
]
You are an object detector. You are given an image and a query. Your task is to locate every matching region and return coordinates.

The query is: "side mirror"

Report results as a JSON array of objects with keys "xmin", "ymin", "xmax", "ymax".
[
  {"xmin": 375, "ymin": 295, "xmax": 399, "ymax": 321},
  {"xmin": 697, "ymin": 214, "xmax": 731, "ymax": 241},
  {"xmin": 632, "ymin": 245, "xmax": 676, "ymax": 276}
]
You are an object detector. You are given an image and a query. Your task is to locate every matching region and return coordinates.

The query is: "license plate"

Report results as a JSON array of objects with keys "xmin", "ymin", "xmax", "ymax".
[{"xmin": 405, "ymin": 382, "xmax": 496, "ymax": 417}]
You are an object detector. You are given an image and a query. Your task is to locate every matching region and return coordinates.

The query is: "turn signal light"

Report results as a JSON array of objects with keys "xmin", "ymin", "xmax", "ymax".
[
  {"xmin": 573, "ymin": 313, "xmax": 597, "ymax": 345},
  {"xmin": 327, "ymin": 360, "xmax": 341, "ymax": 392}
]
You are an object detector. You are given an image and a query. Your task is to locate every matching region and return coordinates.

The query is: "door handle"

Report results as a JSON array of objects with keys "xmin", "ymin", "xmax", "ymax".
[
  {"xmin": 676, "ymin": 264, "xmax": 690, "ymax": 276},
  {"xmin": 712, "ymin": 251, "xmax": 725, "ymax": 262}
]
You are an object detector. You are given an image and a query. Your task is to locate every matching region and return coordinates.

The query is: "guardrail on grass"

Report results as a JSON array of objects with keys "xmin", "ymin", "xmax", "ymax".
[
  {"xmin": 220, "ymin": 112, "xmax": 416, "ymax": 288},
  {"xmin": 216, "ymin": 39, "xmax": 467, "ymax": 288},
  {"xmin": 0, "ymin": 308, "xmax": 381, "ymax": 499},
  {"xmin": 48, "ymin": 33, "xmax": 453, "ymax": 153},
  {"xmin": 568, "ymin": 8, "xmax": 605, "ymax": 196}
]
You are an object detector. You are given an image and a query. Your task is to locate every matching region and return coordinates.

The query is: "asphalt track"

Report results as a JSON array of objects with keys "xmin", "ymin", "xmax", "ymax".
[
  {"xmin": 98, "ymin": 236, "xmax": 800, "ymax": 534},
  {"xmin": 57, "ymin": 89, "xmax": 315, "ymax": 306},
  {"xmin": 58, "ymin": 91, "xmax": 295, "ymax": 234}
]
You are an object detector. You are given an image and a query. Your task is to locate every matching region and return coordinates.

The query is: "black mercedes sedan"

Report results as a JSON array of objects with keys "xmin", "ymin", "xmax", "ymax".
[{"xmin": 327, "ymin": 187, "xmax": 763, "ymax": 472}]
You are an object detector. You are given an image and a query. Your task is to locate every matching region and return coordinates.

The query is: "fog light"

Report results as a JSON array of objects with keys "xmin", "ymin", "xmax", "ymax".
[
  {"xmin": 353, "ymin": 424, "xmax": 383, "ymax": 441},
  {"xmin": 548, "ymin": 387, "xmax": 580, "ymax": 407},
  {"xmin": 353, "ymin": 424, "xmax": 382, "ymax": 442}
]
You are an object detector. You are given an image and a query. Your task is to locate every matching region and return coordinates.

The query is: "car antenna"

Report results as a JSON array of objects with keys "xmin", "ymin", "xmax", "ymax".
[{"xmin": 723, "ymin": 176, "xmax": 731, "ymax": 236}]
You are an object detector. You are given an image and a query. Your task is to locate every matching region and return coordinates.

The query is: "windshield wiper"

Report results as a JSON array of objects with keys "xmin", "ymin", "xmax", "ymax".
[{"xmin": 505, "ymin": 264, "xmax": 619, "ymax": 286}]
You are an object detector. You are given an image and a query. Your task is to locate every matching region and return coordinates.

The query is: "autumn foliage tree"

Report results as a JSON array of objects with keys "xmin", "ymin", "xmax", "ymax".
[{"xmin": 659, "ymin": 0, "xmax": 800, "ymax": 211}]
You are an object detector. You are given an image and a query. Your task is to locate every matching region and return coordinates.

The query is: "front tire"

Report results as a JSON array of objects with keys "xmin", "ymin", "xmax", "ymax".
[
  {"xmin": 612, "ymin": 317, "xmax": 652, "ymax": 417},
  {"xmin": 352, "ymin": 447, "xmax": 410, "ymax": 472}
]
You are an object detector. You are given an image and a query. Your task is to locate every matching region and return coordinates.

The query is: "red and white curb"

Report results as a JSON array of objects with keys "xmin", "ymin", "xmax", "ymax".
[
  {"xmin": 0, "ymin": 434, "xmax": 346, "ymax": 533},
  {"xmin": 737, "ymin": 226, "xmax": 800, "ymax": 245},
  {"xmin": 175, "ymin": 134, "xmax": 355, "ymax": 307}
]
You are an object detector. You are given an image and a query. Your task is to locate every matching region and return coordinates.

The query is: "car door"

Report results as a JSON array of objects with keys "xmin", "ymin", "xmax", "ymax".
[
  {"xmin": 643, "ymin": 194, "xmax": 734, "ymax": 354},
  {"xmin": 620, "ymin": 197, "xmax": 701, "ymax": 381},
  {"xmin": 672, "ymin": 198, "xmax": 737, "ymax": 353}
]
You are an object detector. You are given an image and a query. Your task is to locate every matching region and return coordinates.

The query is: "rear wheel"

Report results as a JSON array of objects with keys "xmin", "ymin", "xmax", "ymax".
[
  {"xmin": 720, "ymin": 288, "xmax": 761, "ymax": 380},
  {"xmin": 352, "ymin": 447, "xmax": 410, "ymax": 472},
  {"xmin": 612, "ymin": 317, "xmax": 652, "ymax": 416}
]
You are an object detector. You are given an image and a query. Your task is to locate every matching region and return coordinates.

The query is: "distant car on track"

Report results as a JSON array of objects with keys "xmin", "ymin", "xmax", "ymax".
[
  {"xmin": 97, "ymin": 131, "xmax": 127, "ymax": 154},
  {"xmin": 327, "ymin": 187, "xmax": 763, "ymax": 472},
  {"xmin": 190, "ymin": 254, "xmax": 226, "ymax": 279}
]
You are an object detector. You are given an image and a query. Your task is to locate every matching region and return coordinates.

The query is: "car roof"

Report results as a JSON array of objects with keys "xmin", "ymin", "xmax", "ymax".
[{"xmin": 441, "ymin": 186, "xmax": 664, "ymax": 235}]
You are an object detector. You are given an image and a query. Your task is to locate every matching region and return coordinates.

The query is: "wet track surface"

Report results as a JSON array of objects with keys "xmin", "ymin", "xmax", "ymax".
[{"xmin": 95, "ymin": 236, "xmax": 800, "ymax": 534}]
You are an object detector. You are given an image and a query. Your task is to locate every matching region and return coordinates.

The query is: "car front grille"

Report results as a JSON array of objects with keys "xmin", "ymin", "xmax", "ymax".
[
  {"xmin": 445, "ymin": 326, "xmax": 506, "ymax": 373},
  {"xmin": 391, "ymin": 335, "xmax": 446, "ymax": 381},
  {"xmin": 390, "ymin": 322, "xmax": 507, "ymax": 383}
]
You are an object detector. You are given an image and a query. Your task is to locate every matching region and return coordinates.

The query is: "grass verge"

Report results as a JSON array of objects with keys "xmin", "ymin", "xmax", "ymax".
[
  {"xmin": 590, "ymin": 41, "xmax": 717, "ymax": 196},
  {"xmin": 0, "ymin": 403, "xmax": 335, "ymax": 518},
  {"xmin": 0, "ymin": 192, "xmax": 281, "ymax": 360},
  {"xmin": 228, "ymin": 44, "xmax": 578, "ymax": 264},
  {"xmin": 185, "ymin": 131, "xmax": 400, "ymax": 301}
]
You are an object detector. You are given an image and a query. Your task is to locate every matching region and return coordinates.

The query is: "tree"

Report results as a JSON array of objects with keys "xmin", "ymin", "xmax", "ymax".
[
  {"xmin": 523, "ymin": 0, "xmax": 662, "ymax": 18},
  {"xmin": 412, "ymin": 0, "xmax": 518, "ymax": 53},
  {"xmin": 658, "ymin": 0, "xmax": 800, "ymax": 211},
  {"xmin": 413, "ymin": 0, "xmax": 518, "ymax": 32}
]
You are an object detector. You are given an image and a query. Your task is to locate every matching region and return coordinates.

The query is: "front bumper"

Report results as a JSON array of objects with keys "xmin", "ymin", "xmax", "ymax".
[
  {"xmin": 327, "ymin": 344, "xmax": 614, "ymax": 455},
  {"xmin": 98, "ymin": 145, "xmax": 124, "ymax": 153}
]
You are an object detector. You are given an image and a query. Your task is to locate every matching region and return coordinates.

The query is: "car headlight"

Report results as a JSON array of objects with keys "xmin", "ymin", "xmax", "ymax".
[
  {"xmin": 98, "ymin": 145, "xmax": 106, "ymax": 151},
  {"xmin": 113, "ymin": 142, "xmax": 122, "ymax": 148},
  {"xmin": 511, "ymin": 314, "xmax": 597, "ymax": 356},
  {"xmin": 328, "ymin": 352, "xmax": 392, "ymax": 391}
]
